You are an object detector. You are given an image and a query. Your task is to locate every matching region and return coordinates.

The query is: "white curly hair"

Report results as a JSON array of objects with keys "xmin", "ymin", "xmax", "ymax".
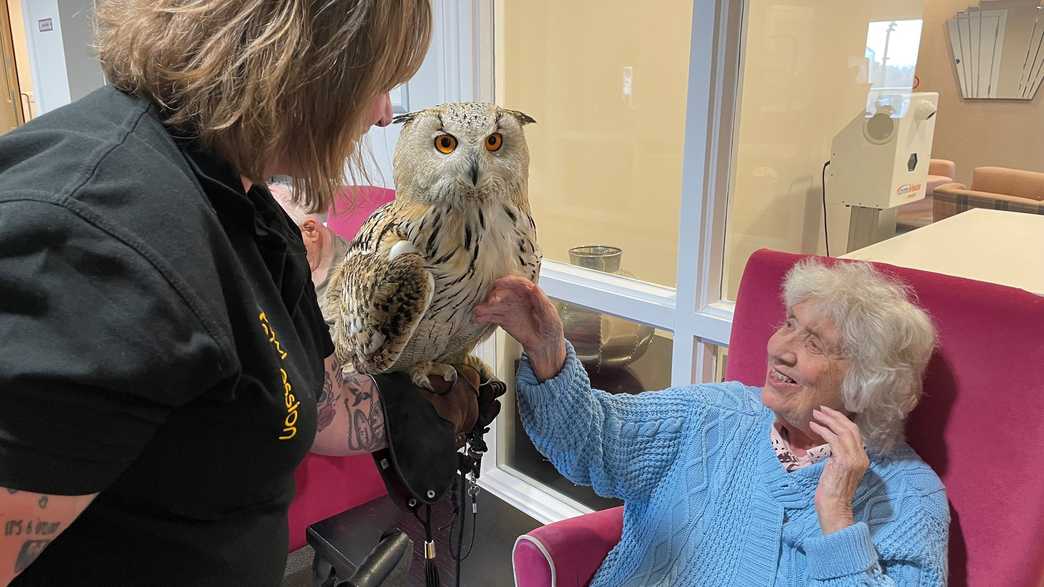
[
  {"xmin": 268, "ymin": 180, "xmax": 327, "ymax": 226},
  {"xmin": 782, "ymin": 259, "xmax": 937, "ymax": 453}
]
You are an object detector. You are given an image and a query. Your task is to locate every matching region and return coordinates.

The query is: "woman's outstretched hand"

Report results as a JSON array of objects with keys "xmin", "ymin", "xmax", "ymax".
[{"xmin": 474, "ymin": 276, "xmax": 567, "ymax": 381}]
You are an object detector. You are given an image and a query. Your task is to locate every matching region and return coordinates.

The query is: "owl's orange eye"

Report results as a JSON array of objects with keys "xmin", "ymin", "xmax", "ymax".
[
  {"xmin": 485, "ymin": 133, "xmax": 503, "ymax": 152},
  {"xmin": 434, "ymin": 134, "xmax": 458, "ymax": 154}
]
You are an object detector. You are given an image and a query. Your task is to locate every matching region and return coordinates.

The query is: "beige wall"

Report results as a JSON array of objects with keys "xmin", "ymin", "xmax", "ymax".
[
  {"xmin": 6, "ymin": 0, "xmax": 35, "ymax": 119},
  {"xmin": 723, "ymin": 0, "xmax": 924, "ymax": 298},
  {"xmin": 919, "ymin": 0, "xmax": 1044, "ymax": 184},
  {"xmin": 496, "ymin": 1, "xmax": 693, "ymax": 287}
]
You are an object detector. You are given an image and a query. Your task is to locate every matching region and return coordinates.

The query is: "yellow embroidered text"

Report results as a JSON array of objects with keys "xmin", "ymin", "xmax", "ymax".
[{"xmin": 259, "ymin": 311, "xmax": 297, "ymax": 440}]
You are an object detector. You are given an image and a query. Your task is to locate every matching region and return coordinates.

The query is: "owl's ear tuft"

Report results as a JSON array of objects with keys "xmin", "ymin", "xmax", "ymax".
[
  {"xmin": 392, "ymin": 111, "xmax": 422, "ymax": 125},
  {"xmin": 502, "ymin": 109, "xmax": 536, "ymax": 126}
]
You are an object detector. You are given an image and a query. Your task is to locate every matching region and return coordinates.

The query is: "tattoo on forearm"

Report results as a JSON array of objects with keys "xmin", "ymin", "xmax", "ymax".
[
  {"xmin": 316, "ymin": 369, "xmax": 338, "ymax": 433},
  {"xmin": 350, "ymin": 410, "xmax": 372, "ymax": 450},
  {"xmin": 341, "ymin": 373, "xmax": 385, "ymax": 452},
  {"xmin": 14, "ymin": 539, "xmax": 51, "ymax": 573},
  {"xmin": 4, "ymin": 519, "xmax": 61, "ymax": 538}
]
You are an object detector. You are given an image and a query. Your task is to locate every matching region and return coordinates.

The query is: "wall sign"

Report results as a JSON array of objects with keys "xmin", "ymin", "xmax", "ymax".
[{"xmin": 38, "ymin": 18, "xmax": 53, "ymax": 32}]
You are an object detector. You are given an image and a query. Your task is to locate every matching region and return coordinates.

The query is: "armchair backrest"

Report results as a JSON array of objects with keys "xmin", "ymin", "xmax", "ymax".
[
  {"xmin": 326, "ymin": 185, "xmax": 396, "ymax": 240},
  {"xmin": 971, "ymin": 167, "xmax": 1044, "ymax": 201},
  {"xmin": 928, "ymin": 159, "xmax": 956, "ymax": 180},
  {"xmin": 725, "ymin": 249, "xmax": 1044, "ymax": 586}
]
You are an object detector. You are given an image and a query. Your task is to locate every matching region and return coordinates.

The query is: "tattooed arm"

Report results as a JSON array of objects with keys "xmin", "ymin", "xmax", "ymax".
[
  {"xmin": 0, "ymin": 487, "xmax": 95, "ymax": 586},
  {"xmin": 310, "ymin": 354, "xmax": 388, "ymax": 456}
]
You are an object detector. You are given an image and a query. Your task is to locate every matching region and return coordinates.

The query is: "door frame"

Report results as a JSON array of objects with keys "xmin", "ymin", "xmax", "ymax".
[{"xmin": 0, "ymin": 0, "xmax": 25, "ymax": 129}]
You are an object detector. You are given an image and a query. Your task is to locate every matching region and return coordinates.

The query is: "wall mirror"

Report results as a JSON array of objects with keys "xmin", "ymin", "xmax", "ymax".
[{"xmin": 948, "ymin": 1, "xmax": 1044, "ymax": 100}]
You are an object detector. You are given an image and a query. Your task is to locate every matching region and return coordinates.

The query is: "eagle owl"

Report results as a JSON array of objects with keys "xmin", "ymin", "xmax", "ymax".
[{"xmin": 325, "ymin": 103, "xmax": 541, "ymax": 388}]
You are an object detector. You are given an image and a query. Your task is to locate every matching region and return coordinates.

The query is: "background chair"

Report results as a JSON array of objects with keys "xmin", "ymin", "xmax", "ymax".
[
  {"xmin": 325, "ymin": 185, "xmax": 396, "ymax": 238},
  {"xmin": 512, "ymin": 248, "xmax": 1044, "ymax": 587},
  {"xmin": 933, "ymin": 166, "xmax": 1044, "ymax": 222}
]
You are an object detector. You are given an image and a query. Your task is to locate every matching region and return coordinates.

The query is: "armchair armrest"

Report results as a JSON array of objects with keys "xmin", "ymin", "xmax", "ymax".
[
  {"xmin": 933, "ymin": 183, "xmax": 1044, "ymax": 221},
  {"xmin": 512, "ymin": 507, "xmax": 624, "ymax": 587}
]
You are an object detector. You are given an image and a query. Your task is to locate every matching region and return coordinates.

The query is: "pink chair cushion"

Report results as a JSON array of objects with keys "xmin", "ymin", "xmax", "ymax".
[
  {"xmin": 512, "ymin": 540, "xmax": 553, "ymax": 587},
  {"xmin": 513, "ymin": 507, "xmax": 625, "ymax": 587},
  {"xmin": 726, "ymin": 249, "xmax": 1044, "ymax": 587},
  {"xmin": 286, "ymin": 186, "xmax": 396, "ymax": 551},
  {"xmin": 287, "ymin": 455, "xmax": 386, "ymax": 551},
  {"xmin": 326, "ymin": 186, "xmax": 395, "ymax": 240}
]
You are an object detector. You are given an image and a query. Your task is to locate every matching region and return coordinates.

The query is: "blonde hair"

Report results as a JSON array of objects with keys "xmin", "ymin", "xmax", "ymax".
[
  {"xmin": 782, "ymin": 259, "xmax": 937, "ymax": 453},
  {"xmin": 96, "ymin": 0, "xmax": 431, "ymax": 212}
]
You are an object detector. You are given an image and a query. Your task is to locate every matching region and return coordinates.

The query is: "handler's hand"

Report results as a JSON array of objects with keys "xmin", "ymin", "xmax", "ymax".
[
  {"xmin": 809, "ymin": 405, "xmax": 870, "ymax": 535},
  {"xmin": 474, "ymin": 276, "xmax": 566, "ymax": 382}
]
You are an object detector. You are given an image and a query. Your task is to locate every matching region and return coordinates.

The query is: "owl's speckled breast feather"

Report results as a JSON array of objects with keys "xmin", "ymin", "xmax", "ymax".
[
  {"xmin": 390, "ymin": 197, "xmax": 540, "ymax": 368},
  {"xmin": 325, "ymin": 102, "xmax": 540, "ymax": 383}
]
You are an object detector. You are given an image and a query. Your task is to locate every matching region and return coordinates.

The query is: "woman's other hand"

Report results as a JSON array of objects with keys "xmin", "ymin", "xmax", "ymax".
[
  {"xmin": 474, "ymin": 276, "xmax": 567, "ymax": 381},
  {"xmin": 809, "ymin": 405, "xmax": 870, "ymax": 535}
]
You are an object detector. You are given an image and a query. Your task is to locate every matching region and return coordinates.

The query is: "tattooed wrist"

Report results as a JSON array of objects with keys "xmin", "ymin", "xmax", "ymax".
[
  {"xmin": 340, "ymin": 372, "xmax": 386, "ymax": 452},
  {"xmin": 316, "ymin": 368, "xmax": 339, "ymax": 433}
]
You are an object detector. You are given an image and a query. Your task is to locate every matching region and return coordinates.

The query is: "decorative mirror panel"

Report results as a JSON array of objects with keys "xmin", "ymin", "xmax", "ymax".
[{"xmin": 948, "ymin": 1, "xmax": 1044, "ymax": 100}]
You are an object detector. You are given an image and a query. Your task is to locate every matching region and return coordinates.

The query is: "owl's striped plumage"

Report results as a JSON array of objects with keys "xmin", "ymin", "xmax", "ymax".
[{"xmin": 325, "ymin": 103, "xmax": 540, "ymax": 388}]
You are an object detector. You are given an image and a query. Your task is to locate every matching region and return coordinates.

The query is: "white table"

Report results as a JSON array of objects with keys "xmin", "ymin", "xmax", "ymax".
[{"xmin": 842, "ymin": 208, "xmax": 1044, "ymax": 295}]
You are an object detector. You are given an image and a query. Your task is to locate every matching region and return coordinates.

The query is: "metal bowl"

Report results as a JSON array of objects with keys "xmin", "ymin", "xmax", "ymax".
[{"xmin": 558, "ymin": 246, "xmax": 654, "ymax": 372}]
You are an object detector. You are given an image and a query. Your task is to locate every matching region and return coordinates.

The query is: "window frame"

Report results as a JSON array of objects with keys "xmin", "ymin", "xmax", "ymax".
[{"xmin": 460, "ymin": 0, "xmax": 747, "ymax": 523}]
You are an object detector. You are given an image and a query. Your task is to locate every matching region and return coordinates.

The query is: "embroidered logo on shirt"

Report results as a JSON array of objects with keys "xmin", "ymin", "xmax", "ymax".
[{"xmin": 259, "ymin": 311, "xmax": 299, "ymax": 441}]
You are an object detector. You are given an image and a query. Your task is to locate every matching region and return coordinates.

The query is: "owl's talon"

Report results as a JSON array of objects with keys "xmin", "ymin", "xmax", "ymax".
[
  {"xmin": 410, "ymin": 362, "xmax": 457, "ymax": 391},
  {"xmin": 411, "ymin": 372, "xmax": 434, "ymax": 390}
]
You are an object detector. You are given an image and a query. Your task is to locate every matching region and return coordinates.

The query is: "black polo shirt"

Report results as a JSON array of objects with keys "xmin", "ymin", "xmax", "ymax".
[{"xmin": 0, "ymin": 87, "xmax": 332, "ymax": 585}]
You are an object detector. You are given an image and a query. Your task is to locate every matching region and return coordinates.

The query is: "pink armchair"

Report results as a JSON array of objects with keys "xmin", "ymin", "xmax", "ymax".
[
  {"xmin": 286, "ymin": 185, "xmax": 396, "ymax": 551},
  {"xmin": 512, "ymin": 249, "xmax": 1044, "ymax": 587}
]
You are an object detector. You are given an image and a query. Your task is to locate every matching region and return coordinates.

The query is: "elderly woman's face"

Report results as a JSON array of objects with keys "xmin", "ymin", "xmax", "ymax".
[{"xmin": 762, "ymin": 301, "xmax": 849, "ymax": 438}]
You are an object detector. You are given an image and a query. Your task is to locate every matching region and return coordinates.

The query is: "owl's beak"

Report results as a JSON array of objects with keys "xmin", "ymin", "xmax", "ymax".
[{"xmin": 469, "ymin": 161, "xmax": 479, "ymax": 186}]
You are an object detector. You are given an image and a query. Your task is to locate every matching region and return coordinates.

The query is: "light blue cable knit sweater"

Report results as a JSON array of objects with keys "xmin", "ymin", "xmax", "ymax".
[{"xmin": 516, "ymin": 343, "xmax": 949, "ymax": 586}]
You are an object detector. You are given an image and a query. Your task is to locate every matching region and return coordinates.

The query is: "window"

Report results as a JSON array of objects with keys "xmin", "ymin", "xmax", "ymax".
[
  {"xmin": 722, "ymin": 1, "xmax": 928, "ymax": 299},
  {"xmin": 495, "ymin": 1, "xmax": 694, "ymax": 287},
  {"xmin": 474, "ymin": 0, "xmax": 741, "ymax": 523},
  {"xmin": 434, "ymin": 0, "xmax": 1039, "ymax": 524}
]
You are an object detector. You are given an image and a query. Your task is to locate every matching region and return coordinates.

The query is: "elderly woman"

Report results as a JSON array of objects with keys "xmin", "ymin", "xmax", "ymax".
[
  {"xmin": 269, "ymin": 182, "xmax": 351, "ymax": 313},
  {"xmin": 475, "ymin": 259, "xmax": 949, "ymax": 585}
]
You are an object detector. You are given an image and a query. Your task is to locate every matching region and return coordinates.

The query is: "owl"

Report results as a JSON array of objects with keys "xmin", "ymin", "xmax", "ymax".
[{"xmin": 324, "ymin": 103, "xmax": 541, "ymax": 389}]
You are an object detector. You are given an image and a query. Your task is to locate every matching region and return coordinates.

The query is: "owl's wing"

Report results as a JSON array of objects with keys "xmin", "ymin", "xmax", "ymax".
[{"xmin": 324, "ymin": 205, "xmax": 433, "ymax": 374}]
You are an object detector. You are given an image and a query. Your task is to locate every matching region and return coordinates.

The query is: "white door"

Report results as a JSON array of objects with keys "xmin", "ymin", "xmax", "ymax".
[{"xmin": 22, "ymin": 0, "xmax": 70, "ymax": 114}]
